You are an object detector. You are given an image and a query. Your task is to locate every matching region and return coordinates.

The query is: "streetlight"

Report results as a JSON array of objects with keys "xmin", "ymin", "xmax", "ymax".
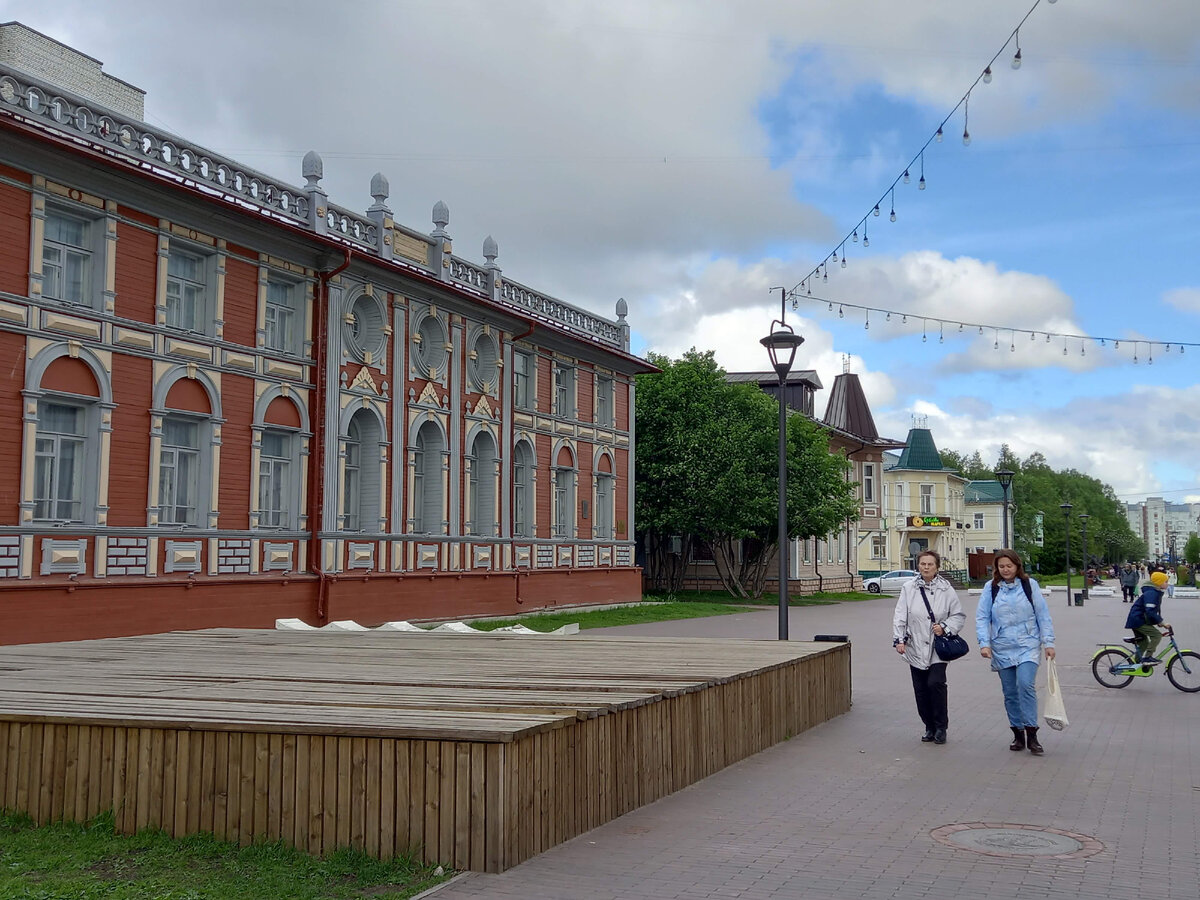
[
  {"xmin": 761, "ymin": 291, "xmax": 805, "ymax": 641},
  {"xmin": 1078, "ymin": 513, "xmax": 1090, "ymax": 599},
  {"xmin": 995, "ymin": 469, "xmax": 1015, "ymax": 550},
  {"xmin": 1060, "ymin": 502, "xmax": 1073, "ymax": 608}
]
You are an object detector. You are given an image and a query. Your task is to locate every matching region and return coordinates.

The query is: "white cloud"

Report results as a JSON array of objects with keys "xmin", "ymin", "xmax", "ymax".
[{"xmin": 1164, "ymin": 288, "xmax": 1200, "ymax": 313}]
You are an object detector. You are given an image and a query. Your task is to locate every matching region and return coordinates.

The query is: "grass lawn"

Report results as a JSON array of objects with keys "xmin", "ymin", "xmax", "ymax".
[
  {"xmin": 644, "ymin": 589, "xmax": 880, "ymax": 607},
  {"xmin": 466, "ymin": 599, "xmax": 755, "ymax": 631},
  {"xmin": 0, "ymin": 811, "xmax": 449, "ymax": 899}
]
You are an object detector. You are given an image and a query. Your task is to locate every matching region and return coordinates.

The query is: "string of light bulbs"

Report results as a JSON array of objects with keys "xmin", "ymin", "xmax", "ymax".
[
  {"xmin": 788, "ymin": 0, "xmax": 1057, "ymax": 300},
  {"xmin": 799, "ymin": 292, "xmax": 1197, "ymax": 364}
]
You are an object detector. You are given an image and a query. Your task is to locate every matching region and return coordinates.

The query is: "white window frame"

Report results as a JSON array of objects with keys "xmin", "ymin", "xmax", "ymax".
[
  {"xmin": 32, "ymin": 400, "xmax": 89, "ymax": 523},
  {"xmin": 264, "ymin": 275, "xmax": 303, "ymax": 355},
  {"xmin": 595, "ymin": 471, "xmax": 614, "ymax": 539},
  {"xmin": 467, "ymin": 431, "xmax": 498, "ymax": 537},
  {"xmin": 411, "ymin": 421, "xmax": 445, "ymax": 535},
  {"xmin": 513, "ymin": 440, "xmax": 535, "ymax": 538},
  {"xmin": 159, "ymin": 415, "xmax": 203, "ymax": 527},
  {"xmin": 862, "ymin": 463, "xmax": 876, "ymax": 504},
  {"xmin": 257, "ymin": 429, "xmax": 294, "ymax": 529},
  {"xmin": 974, "ymin": 512, "xmax": 985, "ymax": 530},
  {"xmin": 595, "ymin": 375, "xmax": 614, "ymax": 428},
  {"xmin": 42, "ymin": 205, "xmax": 99, "ymax": 308},
  {"xmin": 871, "ymin": 534, "xmax": 886, "ymax": 560},
  {"xmin": 512, "ymin": 350, "xmax": 533, "ymax": 411},
  {"xmin": 553, "ymin": 362, "xmax": 574, "ymax": 419},
  {"xmin": 343, "ymin": 425, "xmax": 362, "ymax": 532},
  {"xmin": 165, "ymin": 243, "xmax": 213, "ymax": 334},
  {"xmin": 920, "ymin": 484, "xmax": 934, "ymax": 515},
  {"xmin": 553, "ymin": 466, "xmax": 575, "ymax": 539}
]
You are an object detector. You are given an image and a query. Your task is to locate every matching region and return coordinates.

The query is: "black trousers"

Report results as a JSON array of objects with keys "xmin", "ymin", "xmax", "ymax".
[
  {"xmin": 909, "ymin": 663, "xmax": 949, "ymax": 730},
  {"xmin": 1122, "ymin": 585, "xmax": 1136, "ymax": 602}
]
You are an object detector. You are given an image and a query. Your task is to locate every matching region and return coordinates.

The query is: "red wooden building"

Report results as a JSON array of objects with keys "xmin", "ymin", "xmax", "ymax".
[{"xmin": 0, "ymin": 23, "xmax": 652, "ymax": 644}]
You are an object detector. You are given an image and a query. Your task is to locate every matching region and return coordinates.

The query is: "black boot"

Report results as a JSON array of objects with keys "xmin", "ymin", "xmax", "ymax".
[
  {"xmin": 1026, "ymin": 726, "xmax": 1043, "ymax": 755},
  {"xmin": 933, "ymin": 728, "xmax": 947, "ymax": 744},
  {"xmin": 921, "ymin": 728, "xmax": 936, "ymax": 742},
  {"xmin": 1010, "ymin": 727, "xmax": 1025, "ymax": 751}
]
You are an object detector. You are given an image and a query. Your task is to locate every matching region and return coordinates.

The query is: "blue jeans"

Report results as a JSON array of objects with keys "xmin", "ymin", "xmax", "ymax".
[{"xmin": 997, "ymin": 661, "xmax": 1039, "ymax": 728}]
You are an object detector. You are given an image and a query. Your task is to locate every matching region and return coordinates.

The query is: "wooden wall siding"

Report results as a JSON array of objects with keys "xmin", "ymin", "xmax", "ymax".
[
  {"xmin": 0, "ymin": 631, "xmax": 850, "ymax": 872},
  {"xmin": 0, "ymin": 180, "xmax": 29, "ymax": 297},
  {"xmin": 222, "ymin": 256, "xmax": 259, "ymax": 350},
  {"xmin": 113, "ymin": 222, "xmax": 157, "ymax": 325},
  {"xmin": 0, "ymin": 330, "xmax": 24, "ymax": 524},
  {"xmin": 615, "ymin": 449, "xmax": 629, "ymax": 537},
  {"xmin": 615, "ymin": 380, "xmax": 629, "ymax": 432},
  {"xmin": 217, "ymin": 373, "xmax": 254, "ymax": 531},
  {"xmin": 106, "ymin": 353, "xmax": 153, "ymax": 527}
]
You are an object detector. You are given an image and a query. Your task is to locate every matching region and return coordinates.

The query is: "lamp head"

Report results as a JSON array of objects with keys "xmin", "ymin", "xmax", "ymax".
[
  {"xmin": 760, "ymin": 322, "xmax": 805, "ymax": 380},
  {"xmin": 995, "ymin": 468, "xmax": 1015, "ymax": 490}
]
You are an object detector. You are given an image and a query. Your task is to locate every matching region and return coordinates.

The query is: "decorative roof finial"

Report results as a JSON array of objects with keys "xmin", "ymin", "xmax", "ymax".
[
  {"xmin": 482, "ymin": 235, "xmax": 498, "ymax": 265},
  {"xmin": 369, "ymin": 172, "xmax": 390, "ymax": 210},
  {"xmin": 302, "ymin": 150, "xmax": 324, "ymax": 189},
  {"xmin": 432, "ymin": 200, "xmax": 449, "ymax": 235},
  {"xmin": 615, "ymin": 297, "xmax": 628, "ymax": 322}
]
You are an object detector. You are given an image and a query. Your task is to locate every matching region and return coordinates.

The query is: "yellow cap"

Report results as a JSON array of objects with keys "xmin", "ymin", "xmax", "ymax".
[{"xmin": 1150, "ymin": 571, "xmax": 1168, "ymax": 587}]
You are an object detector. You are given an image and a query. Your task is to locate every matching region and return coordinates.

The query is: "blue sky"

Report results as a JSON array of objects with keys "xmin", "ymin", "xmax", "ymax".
[{"xmin": 9, "ymin": 0, "xmax": 1199, "ymax": 502}]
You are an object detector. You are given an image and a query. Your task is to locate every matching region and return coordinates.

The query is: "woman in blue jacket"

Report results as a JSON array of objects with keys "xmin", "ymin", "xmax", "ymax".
[{"xmin": 975, "ymin": 549, "xmax": 1056, "ymax": 755}]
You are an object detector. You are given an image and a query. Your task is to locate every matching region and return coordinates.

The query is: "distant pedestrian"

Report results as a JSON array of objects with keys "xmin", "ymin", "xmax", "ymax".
[
  {"xmin": 1120, "ymin": 564, "xmax": 1138, "ymax": 603},
  {"xmin": 892, "ymin": 550, "xmax": 966, "ymax": 746},
  {"xmin": 975, "ymin": 550, "xmax": 1056, "ymax": 755},
  {"xmin": 1167, "ymin": 568, "xmax": 1177, "ymax": 598}
]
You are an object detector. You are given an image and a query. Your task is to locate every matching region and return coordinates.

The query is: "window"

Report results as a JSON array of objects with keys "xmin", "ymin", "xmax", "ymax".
[
  {"xmin": 42, "ymin": 208, "xmax": 92, "ymax": 305},
  {"xmin": 265, "ymin": 277, "xmax": 301, "ymax": 354},
  {"xmin": 345, "ymin": 293, "xmax": 386, "ymax": 364},
  {"xmin": 513, "ymin": 351, "xmax": 532, "ymax": 410},
  {"xmin": 862, "ymin": 463, "xmax": 876, "ymax": 503},
  {"xmin": 974, "ymin": 512, "xmax": 985, "ymax": 530},
  {"xmin": 553, "ymin": 362, "xmax": 574, "ymax": 418},
  {"xmin": 920, "ymin": 484, "xmax": 934, "ymax": 515},
  {"xmin": 467, "ymin": 432, "xmax": 498, "ymax": 537},
  {"xmin": 414, "ymin": 314, "xmax": 447, "ymax": 378},
  {"xmin": 871, "ymin": 535, "xmax": 886, "ymax": 559},
  {"xmin": 258, "ymin": 430, "xmax": 293, "ymax": 529},
  {"xmin": 553, "ymin": 467, "xmax": 573, "ymax": 538},
  {"xmin": 412, "ymin": 421, "xmax": 444, "ymax": 534},
  {"xmin": 159, "ymin": 417, "xmax": 201, "ymax": 526},
  {"xmin": 166, "ymin": 246, "xmax": 208, "ymax": 332},
  {"xmin": 512, "ymin": 441, "xmax": 534, "ymax": 538},
  {"xmin": 342, "ymin": 424, "xmax": 361, "ymax": 531},
  {"xmin": 595, "ymin": 375, "xmax": 614, "ymax": 427},
  {"xmin": 802, "ymin": 539, "xmax": 811, "ymax": 564},
  {"xmin": 33, "ymin": 401, "xmax": 86, "ymax": 521},
  {"xmin": 595, "ymin": 472, "xmax": 614, "ymax": 539}
]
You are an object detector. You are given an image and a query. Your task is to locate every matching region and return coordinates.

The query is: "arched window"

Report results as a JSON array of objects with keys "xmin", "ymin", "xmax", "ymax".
[
  {"xmin": 412, "ymin": 420, "xmax": 445, "ymax": 534},
  {"xmin": 467, "ymin": 430, "xmax": 498, "ymax": 537},
  {"xmin": 30, "ymin": 356, "xmax": 104, "ymax": 523},
  {"xmin": 342, "ymin": 409, "xmax": 382, "ymax": 532},
  {"xmin": 512, "ymin": 440, "xmax": 536, "ymax": 538},
  {"xmin": 469, "ymin": 331, "xmax": 499, "ymax": 393},
  {"xmin": 257, "ymin": 395, "xmax": 305, "ymax": 530},
  {"xmin": 553, "ymin": 445, "xmax": 576, "ymax": 539},
  {"xmin": 594, "ymin": 452, "xmax": 615, "ymax": 540},
  {"xmin": 158, "ymin": 377, "xmax": 215, "ymax": 528}
]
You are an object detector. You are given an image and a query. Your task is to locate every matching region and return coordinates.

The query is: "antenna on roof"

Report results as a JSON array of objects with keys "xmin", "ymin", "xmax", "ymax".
[
  {"xmin": 912, "ymin": 413, "xmax": 928, "ymax": 429},
  {"xmin": 842, "ymin": 354, "xmax": 850, "ymax": 374}
]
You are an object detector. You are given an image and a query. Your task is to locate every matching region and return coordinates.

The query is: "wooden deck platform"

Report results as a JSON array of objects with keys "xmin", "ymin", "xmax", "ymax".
[{"xmin": 0, "ymin": 629, "xmax": 851, "ymax": 872}]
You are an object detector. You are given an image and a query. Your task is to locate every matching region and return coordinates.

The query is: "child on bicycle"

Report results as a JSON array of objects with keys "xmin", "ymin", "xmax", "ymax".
[{"xmin": 1126, "ymin": 570, "xmax": 1172, "ymax": 663}]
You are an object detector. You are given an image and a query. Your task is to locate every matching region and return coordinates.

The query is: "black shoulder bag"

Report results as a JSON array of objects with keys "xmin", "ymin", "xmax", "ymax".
[{"xmin": 920, "ymin": 585, "xmax": 969, "ymax": 661}]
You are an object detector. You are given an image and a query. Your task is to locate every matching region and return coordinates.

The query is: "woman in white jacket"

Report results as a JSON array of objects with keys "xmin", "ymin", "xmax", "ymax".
[{"xmin": 893, "ymin": 550, "xmax": 967, "ymax": 745}]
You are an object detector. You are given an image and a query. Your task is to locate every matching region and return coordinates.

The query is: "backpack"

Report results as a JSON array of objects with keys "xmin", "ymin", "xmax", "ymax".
[{"xmin": 991, "ymin": 577, "xmax": 1035, "ymax": 608}]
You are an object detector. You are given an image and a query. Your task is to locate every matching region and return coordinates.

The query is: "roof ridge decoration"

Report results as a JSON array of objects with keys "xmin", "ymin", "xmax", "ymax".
[{"xmin": 0, "ymin": 56, "xmax": 632, "ymax": 352}]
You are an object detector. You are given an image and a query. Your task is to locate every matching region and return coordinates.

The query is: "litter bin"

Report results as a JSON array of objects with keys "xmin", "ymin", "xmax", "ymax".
[{"xmin": 1074, "ymin": 592, "xmax": 1085, "ymax": 607}]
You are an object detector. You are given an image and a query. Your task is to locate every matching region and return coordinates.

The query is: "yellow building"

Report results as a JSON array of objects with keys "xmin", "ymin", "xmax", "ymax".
[{"xmin": 881, "ymin": 426, "xmax": 969, "ymax": 576}]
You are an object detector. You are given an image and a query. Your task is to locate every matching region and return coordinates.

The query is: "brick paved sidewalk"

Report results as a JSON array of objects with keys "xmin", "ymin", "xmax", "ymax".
[{"xmin": 432, "ymin": 586, "xmax": 1200, "ymax": 899}]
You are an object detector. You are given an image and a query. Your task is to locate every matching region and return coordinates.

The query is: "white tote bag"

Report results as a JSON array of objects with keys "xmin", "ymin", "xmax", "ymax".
[{"xmin": 1043, "ymin": 656, "xmax": 1068, "ymax": 731}]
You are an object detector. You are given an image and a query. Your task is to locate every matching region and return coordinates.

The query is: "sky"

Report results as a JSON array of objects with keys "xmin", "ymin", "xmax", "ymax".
[{"xmin": 9, "ymin": 0, "xmax": 1200, "ymax": 505}]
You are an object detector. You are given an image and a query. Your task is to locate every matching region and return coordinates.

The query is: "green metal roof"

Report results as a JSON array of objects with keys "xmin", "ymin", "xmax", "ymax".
[
  {"xmin": 965, "ymin": 480, "xmax": 1006, "ymax": 503},
  {"xmin": 893, "ymin": 428, "xmax": 945, "ymax": 470}
]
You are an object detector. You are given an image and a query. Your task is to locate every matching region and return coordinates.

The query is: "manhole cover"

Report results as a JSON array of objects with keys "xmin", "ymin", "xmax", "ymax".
[{"xmin": 930, "ymin": 823, "xmax": 1103, "ymax": 859}]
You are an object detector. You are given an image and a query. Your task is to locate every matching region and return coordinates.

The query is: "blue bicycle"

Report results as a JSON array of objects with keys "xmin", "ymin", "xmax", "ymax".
[{"xmin": 1091, "ymin": 627, "xmax": 1200, "ymax": 692}]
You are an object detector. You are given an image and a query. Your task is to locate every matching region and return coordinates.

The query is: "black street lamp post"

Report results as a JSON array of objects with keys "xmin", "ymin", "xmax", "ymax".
[
  {"xmin": 761, "ymin": 291, "xmax": 805, "ymax": 641},
  {"xmin": 1061, "ymin": 502, "xmax": 1073, "ymax": 608},
  {"xmin": 996, "ymin": 469, "xmax": 1015, "ymax": 550},
  {"xmin": 1079, "ymin": 513, "xmax": 1090, "ymax": 599}
]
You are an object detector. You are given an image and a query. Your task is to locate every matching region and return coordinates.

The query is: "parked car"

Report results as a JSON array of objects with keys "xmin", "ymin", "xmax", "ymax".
[{"xmin": 863, "ymin": 569, "xmax": 917, "ymax": 593}]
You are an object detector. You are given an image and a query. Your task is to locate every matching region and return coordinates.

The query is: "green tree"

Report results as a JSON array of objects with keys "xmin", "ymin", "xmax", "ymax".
[
  {"xmin": 1185, "ymin": 533, "xmax": 1200, "ymax": 566},
  {"xmin": 635, "ymin": 349, "xmax": 858, "ymax": 598}
]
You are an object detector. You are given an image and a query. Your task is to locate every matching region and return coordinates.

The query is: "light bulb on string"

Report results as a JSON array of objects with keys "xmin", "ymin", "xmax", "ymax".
[
  {"xmin": 978, "ymin": 325, "xmax": 983, "ymax": 335},
  {"xmin": 983, "ymin": 66, "xmax": 992, "ymax": 84},
  {"xmin": 901, "ymin": 315, "xmax": 907, "ymax": 324},
  {"xmin": 1149, "ymin": 345, "xmax": 1154, "ymax": 365},
  {"xmin": 791, "ymin": 298, "xmax": 798, "ymax": 311},
  {"xmin": 823, "ymin": 267, "xmax": 828, "ymax": 282},
  {"xmin": 1045, "ymin": 333, "xmax": 1051, "ymax": 343},
  {"xmin": 1100, "ymin": 338, "xmax": 1105, "ymax": 346},
  {"xmin": 1030, "ymin": 331, "xmax": 1035, "ymax": 341},
  {"xmin": 886, "ymin": 312, "xmax": 891, "ymax": 322},
  {"xmin": 873, "ymin": 204, "xmax": 880, "ymax": 217},
  {"xmin": 863, "ymin": 230, "xmax": 869, "ymax": 247},
  {"xmin": 1181, "ymin": 346, "xmax": 1185, "ymax": 355},
  {"xmin": 838, "ymin": 305, "xmax": 844, "ymax": 318},
  {"xmin": 1081, "ymin": 340, "xmax": 1086, "ymax": 357},
  {"xmin": 1011, "ymin": 332, "xmax": 1016, "ymax": 352},
  {"xmin": 918, "ymin": 152, "xmax": 926, "ymax": 190},
  {"xmin": 958, "ymin": 323, "xmax": 963, "ymax": 332},
  {"xmin": 841, "ymin": 256, "xmax": 847, "ymax": 269},
  {"xmin": 1165, "ymin": 344, "xmax": 1171, "ymax": 352},
  {"xmin": 832, "ymin": 249, "xmax": 838, "ymax": 263},
  {"xmin": 903, "ymin": 169, "xmax": 910, "ymax": 184},
  {"xmin": 889, "ymin": 189, "xmax": 896, "ymax": 222},
  {"xmin": 828, "ymin": 301, "xmax": 833, "ymax": 311},
  {"xmin": 939, "ymin": 323, "xmax": 944, "ymax": 343},
  {"xmin": 1114, "ymin": 340, "xmax": 1119, "ymax": 349},
  {"xmin": 852, "ymin": 230, "xmax": 858, "ymax": 243},
  {"xmin": 936, "ymin": 126, "xmax": 943, "ymax": 143},
  {"xmin": 922, "ymin": 321, "xmax": 927, "ymax": 343},
  {"xmin": 1012, "ymin": 30, "xmax": 1022, "ymax": 69},
  {"xmin": 962, "ymin": 94, "xmax": 971, "ymax": 145},
  {"xmin": 994, "ymin": 332, "xmax": 999, "ymax": 350},
  {"xmin": 864, "ymin": 311, "xmax": 870, "ymax": 330}
]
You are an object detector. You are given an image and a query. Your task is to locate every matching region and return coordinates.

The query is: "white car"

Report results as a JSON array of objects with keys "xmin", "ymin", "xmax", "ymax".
[{"xmin": 864, "ymin": 570, "xmax": 917, "ymax": 593}]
